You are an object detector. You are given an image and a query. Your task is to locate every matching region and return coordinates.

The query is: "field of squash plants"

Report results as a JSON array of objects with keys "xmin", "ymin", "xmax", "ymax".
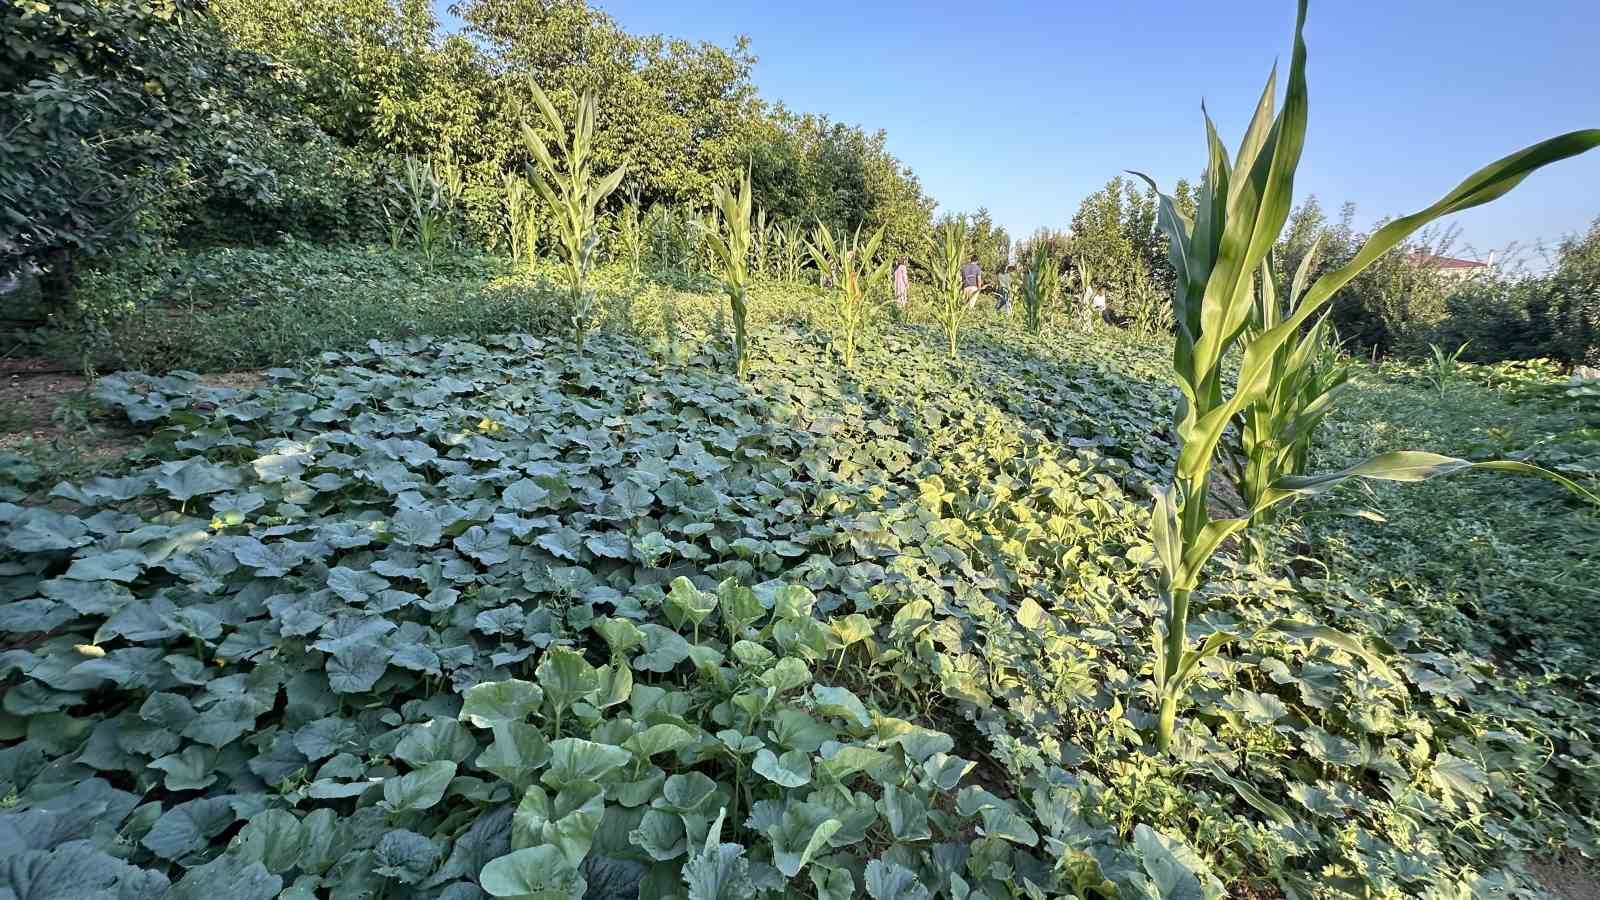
[
  {"xmin": 5, "ymin": 2, "xmax": 1600, "ymax": 897},
  {"xmin": 2, "ymin": 289, "xmax": 1597, "ymax": 898}
]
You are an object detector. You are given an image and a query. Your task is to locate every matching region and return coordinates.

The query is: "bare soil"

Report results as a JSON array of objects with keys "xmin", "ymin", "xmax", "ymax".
[
  {"xmin": 0, "ymin": 367, "xmax": 97, "ymax": 451},
  {"xmin": 1534, "ymin": 854, "xmax": 1600, "ymax": 900},
  {"xmin": 0, "ymin": 358, "xmax": 265, "ymax": 463}
]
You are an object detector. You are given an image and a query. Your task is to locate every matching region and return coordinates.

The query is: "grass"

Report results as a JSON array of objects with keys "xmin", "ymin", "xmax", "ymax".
[
  {"xmin": 2, "ymin": 243, "xmax": 1596, "ymax": 897},
  {"xmin": 1308, "ymin": 363, "xmax": 1600, "ymax": 681}
]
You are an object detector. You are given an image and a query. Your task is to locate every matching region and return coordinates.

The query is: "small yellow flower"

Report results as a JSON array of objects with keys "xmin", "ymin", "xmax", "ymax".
[{"xmin": 74, "ymin": 644, "xmax": 106, "ymax": 658}]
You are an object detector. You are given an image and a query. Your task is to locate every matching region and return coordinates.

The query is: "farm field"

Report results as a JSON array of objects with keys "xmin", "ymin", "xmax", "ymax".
[
  {"xmin": 6, "ymin": 0, "xmax": 1600, "ymax": 897},
  {"xmin": 2, "ymin": 264, "xmax": 1596, "ymax": 899}
]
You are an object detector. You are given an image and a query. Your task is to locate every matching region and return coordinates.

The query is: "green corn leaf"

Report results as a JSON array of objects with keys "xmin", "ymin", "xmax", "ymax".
[
  {"xmin": 1204, "ymin": 764, "xmax": 1295, "ymax": 826},
  {"xmin": 1263, "ymin": 451, "xmax": 1600, "ymax": 509}
]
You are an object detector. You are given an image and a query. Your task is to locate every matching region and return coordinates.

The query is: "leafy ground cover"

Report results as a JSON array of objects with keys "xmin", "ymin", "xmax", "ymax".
[{"xmin": 1, "ymin": 271, "xmax": 1597, "ymax": 899}]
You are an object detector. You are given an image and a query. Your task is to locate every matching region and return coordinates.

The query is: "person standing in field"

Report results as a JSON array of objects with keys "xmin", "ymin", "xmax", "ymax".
[
  {"xmin": 1091, "ymin": 283, "xmax": 1110, "ymax": 324},
  {"xmin": 961, "ymin": 254, "xmax": 983, "ymax": 307},
  {"xmin": 995, "ymin": 264, "xmax": 1013, "ymax": 315},
  {"xmin": 892, "ymin": 256, "xmax": 910, "ymax": 308}
]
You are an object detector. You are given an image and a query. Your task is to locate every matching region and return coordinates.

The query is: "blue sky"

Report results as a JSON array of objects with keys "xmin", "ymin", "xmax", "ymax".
[{"xmin": 443, "ymin": 1, "xmax": 1599, "ymax": 263}]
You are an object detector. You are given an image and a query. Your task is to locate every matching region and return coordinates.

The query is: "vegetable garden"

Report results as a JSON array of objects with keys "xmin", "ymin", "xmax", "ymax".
[{"xmin": 3, "ymin": 2, "xmax": 1600, "ymax": 899}]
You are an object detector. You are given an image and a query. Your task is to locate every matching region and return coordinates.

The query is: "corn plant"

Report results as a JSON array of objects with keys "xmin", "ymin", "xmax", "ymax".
[
  {"xmin": 751, "ymin": 206, "xmax": 771, "ymax": 277},
  {"xmin": 703, "ymin": 169, "xmax": 754, "ymax": 378},
  {"xmin": 1133, "ymin": 0, "xmax": 1599, "ymax": 752},
  {"xmin": 806, "ymin": 221, "xmax": 891, "ymax": 367},
  {"xmin": 1425, "ymin": 339, "xmax": 1471, "ymax": 396},
  {"xmin": 1020, "ymin": 242, "xmax": 1059, "ymax": 334},
  {"xmin": 923, "ymin": 218, "xmax": 970, "ymax": 358},
  {"xmin": 612, "ymin": 192, "xmax": 643, "ymax": 276},
  {"xmin": 776, "ymin": 221, "xmax": 805, "ymax": 283},
  {"xmin": 1224, "ymin": 248, "xmax": 1351, "ymax": 563},
  {"xmin": 644, "ymin": 202, "xmax": 688, "ymax": 273},
  {"xmin": 1124, "ymin": 264, "xmax": 1174, "ymax": 338},
  {"xmin": 399, "ymin": 156, "xmax": 448, "ymax": 269},
  {"xmin": 502, "ymin": 174, "xmax": 538, "ymax": 269},
  {"xmin": 432, "ymin": 148, "xmax": 466, "ymax": 249},
  {"xmin": 520, "ymin": 77, "xmax": 627, "ymax": 354}
]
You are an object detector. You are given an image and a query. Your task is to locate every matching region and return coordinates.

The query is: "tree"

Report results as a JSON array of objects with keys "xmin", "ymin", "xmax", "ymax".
[
  {"xmin": 1532, "ymin": 218, "xmax": 1600, "ymax": 364},
  {"xmin": 210, "ymin": 0, "xmax": 448, "ymax": 153},
  {"xmin": 1, "ymin": 0, "xmax": 353, "ymax": 304},
  {"xmin": 966, "ymin": 208, "xmax": 1011, "ymax": 278}
]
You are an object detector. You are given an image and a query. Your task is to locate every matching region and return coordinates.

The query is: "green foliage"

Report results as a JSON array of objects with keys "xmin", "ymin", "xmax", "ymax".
[
  {"xmin": 0, "ymin": 0, "xmax": 390, "ymax": 299},
  {"xmin": 1226, "ymin": 251, "xmax": 1351, "ymax": 561},
  {"xmin": 4, "ymin": 267, "xmax": 1600, "ymax": 898},
  {"xmin": 1426, "ymin": 340, "xmax": 1472, "ymax": 396},
  {"xmin": 1062, "ymin": 175, "xmax": 1175, "ymax": 330},
  {"xmin": 502, "ymin": 174, "xmax": 541, "ymax": 268},
  {"xmin": 806, "ymin": 222, "xmax": 891, "ymax": 367},
  {"xmin": 521, "ymin": 78, "xmax": 628, "ymax": 353},
  {"xmin": 922, "ymin": 218, "xmax": 971, "ymax": 358},
  {"xmin": 1020, "ymin": 242, "xmax": 1061, "ymax": 334},
  {"xmin": 1133, "ymin": 0, "xmax": 1599, "ymax": 751},
  {"xmin": 611, "ymin": 195, "xmax": 645, "ymax": 276},
  {"xmin": 703, "ymin": 169, "xmax": 756, "ymax": 378},
  {"xmin": 38, "ymin": 244, "xmax": 564, "ymax": 372},
  {"xmin": 774, "ymin": 221, "xmax": 807, "ymax": 284},
  {"xmin": 396, "ymin": 156, "xmax": 464, "ymax": 269}
]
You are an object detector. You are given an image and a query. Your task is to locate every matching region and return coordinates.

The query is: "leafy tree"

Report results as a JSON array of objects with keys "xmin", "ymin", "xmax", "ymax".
[
  {"xmin": 1064, "ymin": 177, "xmax": 1140, "ymax": 307},
  {"xmin": 3, "ymin": 0, "xmax": 401, "ymax": 307},
  {"xmin": 1534, "ymin": 219, "xmax": 1600, "ymax": 364},
  {"xmin": 966, "ymin": 209, "xmax": 1011, "ymax": 279},
  {"xmin": 210, "ymin": 0, "xmax": 451, "ymax": 153}
]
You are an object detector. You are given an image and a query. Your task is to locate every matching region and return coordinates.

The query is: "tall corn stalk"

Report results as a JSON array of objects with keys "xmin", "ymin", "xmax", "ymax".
[
  {"xmin": 1020, "ymin": 242, "xmax": 1060, "ymax": 334},
  {"xmin": 503, "ymin": 174, "xmax": 538, "ymax": 269},
  {"xmin": 807, "ymin": 221, "xmax": 891, "ymax": 368},
  {"xmin": 398, "ymin": 156, "xmax": 448, "ymax": 269},
  {"xmin": 777, "ymin": 221, "xmax": 805, "ymax": 283},
  {"xmin": 704, "ymin": 169, "xmax": 754, "ymax": 378},
  {"xmin": 1134, "ymin": 0, "xmax": 1599, "ymax": 752},
  {"xmin": 613, "ymin": 193, "xmax": 643, "ymax": 276},
  {"xmin": 923, "ymin": 218, "xmax": 970, "ymax": 358},
  {"xmin": 1225, "ymin": 248, "xmax": 1350, "ymax": 563},
  {"xmin": 521, "ymin": 78, "xmax": 627, "ymax": 354},
  {"xmin": 432, "ymin": 148, "xmax": 466, "ymax": 249}
]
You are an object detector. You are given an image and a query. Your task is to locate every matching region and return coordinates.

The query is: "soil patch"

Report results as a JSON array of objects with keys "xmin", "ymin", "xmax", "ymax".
[
  {"xmin": 198, "ymin": 371, "xmax": 268, "ymax": 391},
  {"xmin": 1534, "ymin": 854, "xmax": 1600, "ymax": 900},
  {"xmin": 0, "ymin": 361, "xmax": 131, "ymax": 463}
]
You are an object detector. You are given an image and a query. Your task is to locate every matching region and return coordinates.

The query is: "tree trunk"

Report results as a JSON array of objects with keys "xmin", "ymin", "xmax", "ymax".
[{"xmin": 37, "ymin": 247, "xmax": 78, "ymax": 312}]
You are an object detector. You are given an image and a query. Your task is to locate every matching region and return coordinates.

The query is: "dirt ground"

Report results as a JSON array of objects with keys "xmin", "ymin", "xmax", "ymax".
[
  {"xmin": 0, "ymin": 358, "xmax": 265, "ymax": 462},
  {"xmin": 1534, "ymin": 855, "xmax": 1600, "ymax": 900},
  {"xmin": 0, "ymin": 360, "xmax": 97, "ymax": 453}
]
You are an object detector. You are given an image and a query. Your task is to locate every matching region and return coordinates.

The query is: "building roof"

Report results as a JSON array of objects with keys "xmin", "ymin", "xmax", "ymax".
[{"xmin": 1408, "ymin": 252, "xmax": 1489, "ymax": 270}]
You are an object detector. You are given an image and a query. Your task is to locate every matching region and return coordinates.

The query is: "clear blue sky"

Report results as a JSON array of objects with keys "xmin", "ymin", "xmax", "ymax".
[{"xmin": 444, "ymin": 1, "xmax": 1600, "ymax": 262}]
